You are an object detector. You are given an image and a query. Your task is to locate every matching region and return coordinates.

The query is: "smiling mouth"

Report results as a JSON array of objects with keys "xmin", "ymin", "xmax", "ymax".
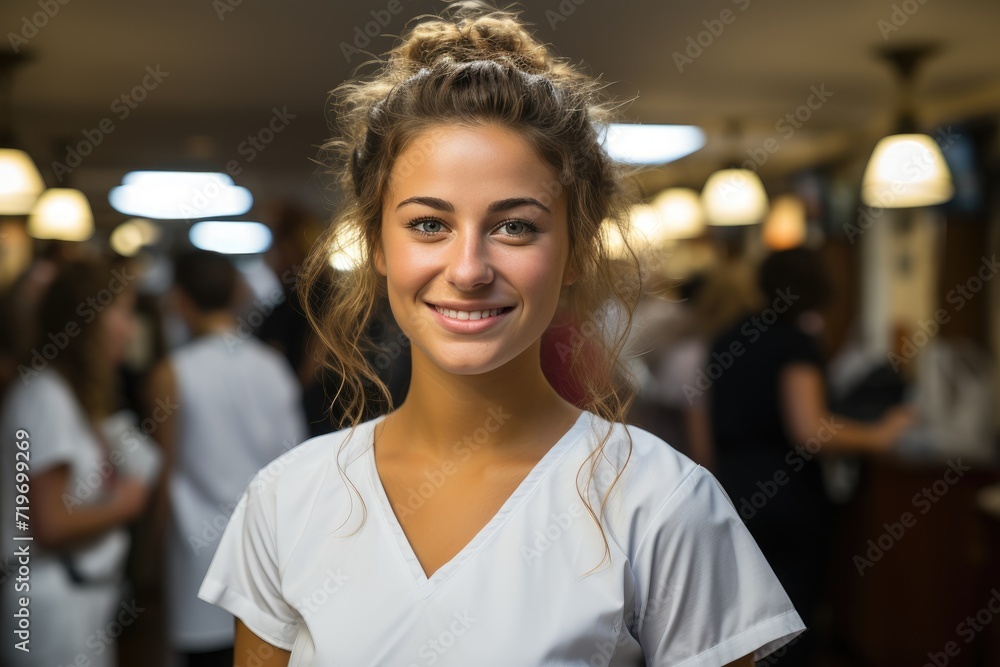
[{"xmin": 428, "ymin": 304, "xmax": 514, "ymax": 321}]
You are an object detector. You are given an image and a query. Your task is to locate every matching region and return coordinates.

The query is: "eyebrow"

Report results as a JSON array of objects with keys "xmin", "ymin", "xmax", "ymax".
[{"xmin": 394, "ymin": 196, "xmax": 550, "ymax": 214}]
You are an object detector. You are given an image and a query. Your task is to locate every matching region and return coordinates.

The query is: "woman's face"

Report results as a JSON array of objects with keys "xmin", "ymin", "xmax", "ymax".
[
  {"xmin": 102, "ymin": 286, "xmax": 137, "ymax": 365},
  {"xmin": 376, "ymin": 123, "xmax": 574, "ymax": 375}
]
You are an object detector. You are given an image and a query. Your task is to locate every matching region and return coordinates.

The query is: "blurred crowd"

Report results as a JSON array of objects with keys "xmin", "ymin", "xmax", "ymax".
[{"xmin": 0, "ymin": 207, "xmax": 998, "ymax": 667}]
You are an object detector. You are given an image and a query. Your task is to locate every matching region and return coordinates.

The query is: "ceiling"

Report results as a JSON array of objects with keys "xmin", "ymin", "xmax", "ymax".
[{"xmin": 3, "ymin": 0, "xmax": 1000, "ymax": 230}]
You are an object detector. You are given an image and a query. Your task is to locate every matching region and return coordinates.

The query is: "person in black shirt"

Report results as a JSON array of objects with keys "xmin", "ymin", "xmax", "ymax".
[{"xmin": 704, "ymin": 247, "xmax": 915, "ymax": 666}]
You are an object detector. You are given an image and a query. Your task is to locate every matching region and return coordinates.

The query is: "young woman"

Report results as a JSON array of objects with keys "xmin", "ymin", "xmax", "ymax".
[
  {"xmin": 0, "ymin": 257, "xmax": 150, "ymax": 667},
  {"xmin": 199, "ymin": 3, "xmax": 805, "ymax": 665}
]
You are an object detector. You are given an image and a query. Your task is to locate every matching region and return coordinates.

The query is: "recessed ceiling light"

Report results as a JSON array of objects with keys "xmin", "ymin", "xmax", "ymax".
[
  {"xmin": 109, "ymin": 171, "xmax": 253, "ymax": 219},
  {"xmin": 189, "ymin": 220, "xmax": 272, "ymax": 254},
  {"xmin": 600, "ymin": 124, "xmax": 705, "ymax": 165}
]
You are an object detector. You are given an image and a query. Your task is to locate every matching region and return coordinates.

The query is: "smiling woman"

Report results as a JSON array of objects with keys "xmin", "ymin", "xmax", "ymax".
[{"xmin": 195, "ymin": 1, "xmax": 806, "ymax": 665}]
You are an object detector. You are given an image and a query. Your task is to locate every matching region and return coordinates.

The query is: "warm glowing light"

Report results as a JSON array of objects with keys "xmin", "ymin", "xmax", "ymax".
[
  {"xmin": 861, "ymin": 134, "xmax": 953, "ymax": 208},
  {"xmin": 651, "ymin": 188, "xmax": 705, "ymax": 239},
  {"xmin": 27, "ymin": 188, "xmax": 94, "ymax": 241},
  {"xmin": 110, "ymin": 218, "xmax": 161, "ymax": 256},
  {"xmin": 701, "ymin": 168, "xmax": 769, "ymax": 226},
  {"xmin": 763, "ymin": 194, "xmax": 807, "ymax": 250},
  {"xmin": 328, "ymin": 226, "xmax": 367, "ymax": 271},
  {"xmin": 0, "ymin": 149, "xmax": 45, "ymax": 215}
]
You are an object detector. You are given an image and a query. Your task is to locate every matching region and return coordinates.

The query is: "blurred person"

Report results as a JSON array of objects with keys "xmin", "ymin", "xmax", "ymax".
[
  {"xmin": 256, "ymin": 202, "xmax": 411, "ymax": 435},
  {"xmin": 0, "ymin": 256, "xmax": 151, "ymax": 667},
  {"xmin": 145, "ymin": 249, "xmax": 307, "ymax": 667},
  {"xmin": 659, "ymin": 263, "xmax": 762, "ymax": 468},
  {"xmin": 196, "ymin": 4, "xmax": 805, "ymax": 665},
  {"xmin": 701, "ymin": 246, "xmax": 916, "ymax": 666}
]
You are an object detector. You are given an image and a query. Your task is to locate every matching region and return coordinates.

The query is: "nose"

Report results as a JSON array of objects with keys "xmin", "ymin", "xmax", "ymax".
[{"xmin": 442, "ymin": 225, "xmax": 494, "ymax": 290}]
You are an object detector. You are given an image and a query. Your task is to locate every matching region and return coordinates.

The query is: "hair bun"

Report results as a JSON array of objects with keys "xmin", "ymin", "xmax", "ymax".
[{"xmin": 395, "ymin": 1, "xmax": 554, "ymax": 74}]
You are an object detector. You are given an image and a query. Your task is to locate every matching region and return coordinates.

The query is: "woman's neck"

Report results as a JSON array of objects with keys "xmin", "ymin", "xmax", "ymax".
[{"xmin": 383, "ymin": 340, "xmax": 581, "ymax": 461}]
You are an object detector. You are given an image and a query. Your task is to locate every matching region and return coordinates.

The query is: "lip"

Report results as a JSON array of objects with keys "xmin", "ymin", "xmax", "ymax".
[{"xmin": 425, "ymin": 302, "xmax": 513, "ymax": 334}]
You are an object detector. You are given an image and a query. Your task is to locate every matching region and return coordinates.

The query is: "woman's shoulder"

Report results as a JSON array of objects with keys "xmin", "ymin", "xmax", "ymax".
[
  {"xmin": 3, "ymin": 367, "xmax": 78, "ymax": 422},
  {"xmin": 576, "ymin": 411, "xmax": 706, "ymax": 511}
]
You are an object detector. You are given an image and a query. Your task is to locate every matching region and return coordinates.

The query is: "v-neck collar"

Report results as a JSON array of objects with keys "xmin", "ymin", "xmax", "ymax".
[{"xmin": 366, "ymin": 410, "xmax": 593, "ymax": 597}]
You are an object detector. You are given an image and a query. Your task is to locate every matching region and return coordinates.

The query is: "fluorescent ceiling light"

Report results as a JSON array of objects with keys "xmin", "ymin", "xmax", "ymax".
[
  {"xmin": 109, "ymin": 171, "xmax": 253, "ymax": 219},
  {"xmin": 189, "ymin": 220, "xmax": 272, "ymax": 254},
  {"xmin": 600, "ymin": 124, "xmax": 705, "ymax": 165}
]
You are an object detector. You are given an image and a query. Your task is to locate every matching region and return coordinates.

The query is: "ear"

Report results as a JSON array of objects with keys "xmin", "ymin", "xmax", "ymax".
[
  {"xmin": 561, "ymin": 258, "xmax": 576, "ymax": 287},
  {"xmin": 373, "ymin": 241, "xmax": 387, "ymax": 277}
]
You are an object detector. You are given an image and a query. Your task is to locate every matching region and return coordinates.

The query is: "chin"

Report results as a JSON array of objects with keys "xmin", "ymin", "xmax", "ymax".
[{"xmin": 421, "ymin": 345, "xmax": 515, "ymax": 376}]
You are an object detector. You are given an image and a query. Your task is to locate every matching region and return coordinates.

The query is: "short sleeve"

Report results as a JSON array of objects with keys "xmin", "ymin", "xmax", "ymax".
[
  {"xmin": 4, "ymin": 374, "xmax": 80, "ymax": 474},
  {"xmin": 631, "ymin": 466, "xmax": 806, "ymax": 666},
  {"xmin": 778, "ymin": 326, "xmax": 824, "ymax": 370},
  {"xmin": 197, "ymin": 473, "xmax": 301, "ymax": 650}
]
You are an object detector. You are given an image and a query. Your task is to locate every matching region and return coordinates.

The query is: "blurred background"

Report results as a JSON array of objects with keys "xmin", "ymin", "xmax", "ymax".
[{"xmin": 0, "ymin": 0, "xmax": 999, "ymax": 665}]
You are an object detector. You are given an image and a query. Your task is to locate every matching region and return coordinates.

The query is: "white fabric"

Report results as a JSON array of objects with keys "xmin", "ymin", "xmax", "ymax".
[
  {"xmin": 0, "ymin": 368, "xmax": 126, "ymax": 667},
  {"xmin": 167, "ymin": 330, "xmax": 307, "ymax": 651},
  {"xmin": 199, "ymin": 410, "xmax": 805, "ymax": 666}
]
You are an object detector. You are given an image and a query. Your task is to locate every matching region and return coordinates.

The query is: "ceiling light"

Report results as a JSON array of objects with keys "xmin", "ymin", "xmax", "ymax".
[
  {"xmin": 600, "ymin": 124, "xmax": 705, "ymax": 165},
  {"xmin": 651, "ymin": 188, "xmax": 705, "ymax": 239},
  {"xmin": 328, "ymin": 226, "xmax": 366, "ymax": 271},
  {"xmin": 763, "ymin": 194, "xmax": 807, "ymax": 250},
  {"xmin": 701, "ymin": 168, "xmax": 769, "ymax": 226},
  {"xmin": 189, "ymin": 220, "xmax": 272, "ymax": 254},
  {"xmin": 0, "ymin": 53, "xmax": 44, "ymax": 214},
  {"xmin": 110, "ymin": 218, "xmax": 161, "ymax": 256},
  {"xmin": 861, "ymin": 134, "xmax": 953, "ymax": 208},
  {"xmin": 0, "ymin": 148, "xmax": 45, "ymax": 214},
  {"xmin": 861, "ymin": 45, "xmax": 953, "ymax": 209},
  {"xmin": 27, "ymin": 188, "xmax": 94, "ymax": 241},
  {"xmin": 109, "ymin": 171, "xmax": 253, "ymax": 219}
]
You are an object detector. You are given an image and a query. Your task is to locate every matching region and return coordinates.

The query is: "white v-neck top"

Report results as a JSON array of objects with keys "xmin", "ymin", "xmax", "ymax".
[{"xmin": 198, "ymin": 410, "xmax": 805, "ymax": 666}]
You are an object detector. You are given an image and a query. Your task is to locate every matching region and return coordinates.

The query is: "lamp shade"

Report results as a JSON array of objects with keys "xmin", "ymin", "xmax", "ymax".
[
  {"xmin": 0, "ymin": 148, "xmax": 45, "ymax": 215},
  {"xmin": 629, "ymin": 202, "xmax": 679, "ymax": 251},
  {"xmin": 702, "ymin": 168, "xmax": 769, "ymax": 226},
  {"xmin": 763, "ymin": 194, "xmax": 807, "ymax": 250},
  {"xmin": 861, "ymin": 133, "xmax": 953, "ymax": 208},
  {"xmin": 110, "ymin": 219, "xmax": 161, "ymax": 256},
  {"xmin": 652, "ymin": 188, "xmax": 705, "ymax": 239},
  {"xmin": 27, "ymin": 188, "xmax": 94, "ymax": 241}
]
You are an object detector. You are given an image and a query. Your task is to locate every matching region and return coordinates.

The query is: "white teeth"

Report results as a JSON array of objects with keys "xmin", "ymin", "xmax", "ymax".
[{"xmin": 434, "ymin": 306, "xmax": 504, "ymax": 320}]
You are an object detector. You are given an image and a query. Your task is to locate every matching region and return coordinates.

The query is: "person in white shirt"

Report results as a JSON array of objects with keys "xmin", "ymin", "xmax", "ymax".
[
  {"xmin": 1, "ymin": 257, "xmax": 150, "ymax": 667},
  {"xmin": 198, "ymin": 2, "xmax": 806, "ymax": 665},
  {"xmin": 146, "ymin": 250, "xmax": 307, "ymax": 666}
]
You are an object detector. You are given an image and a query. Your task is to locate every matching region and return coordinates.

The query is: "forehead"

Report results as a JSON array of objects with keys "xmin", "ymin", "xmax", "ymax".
[{"xmin": 384, "ymin": 123, "xmax": 563, "ymax": 208}]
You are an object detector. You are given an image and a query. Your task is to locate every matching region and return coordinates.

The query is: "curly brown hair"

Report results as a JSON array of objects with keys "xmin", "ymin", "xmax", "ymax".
[{"xmin": 298, "ymin": 0, "xmax": 647, "ymax": 575}]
